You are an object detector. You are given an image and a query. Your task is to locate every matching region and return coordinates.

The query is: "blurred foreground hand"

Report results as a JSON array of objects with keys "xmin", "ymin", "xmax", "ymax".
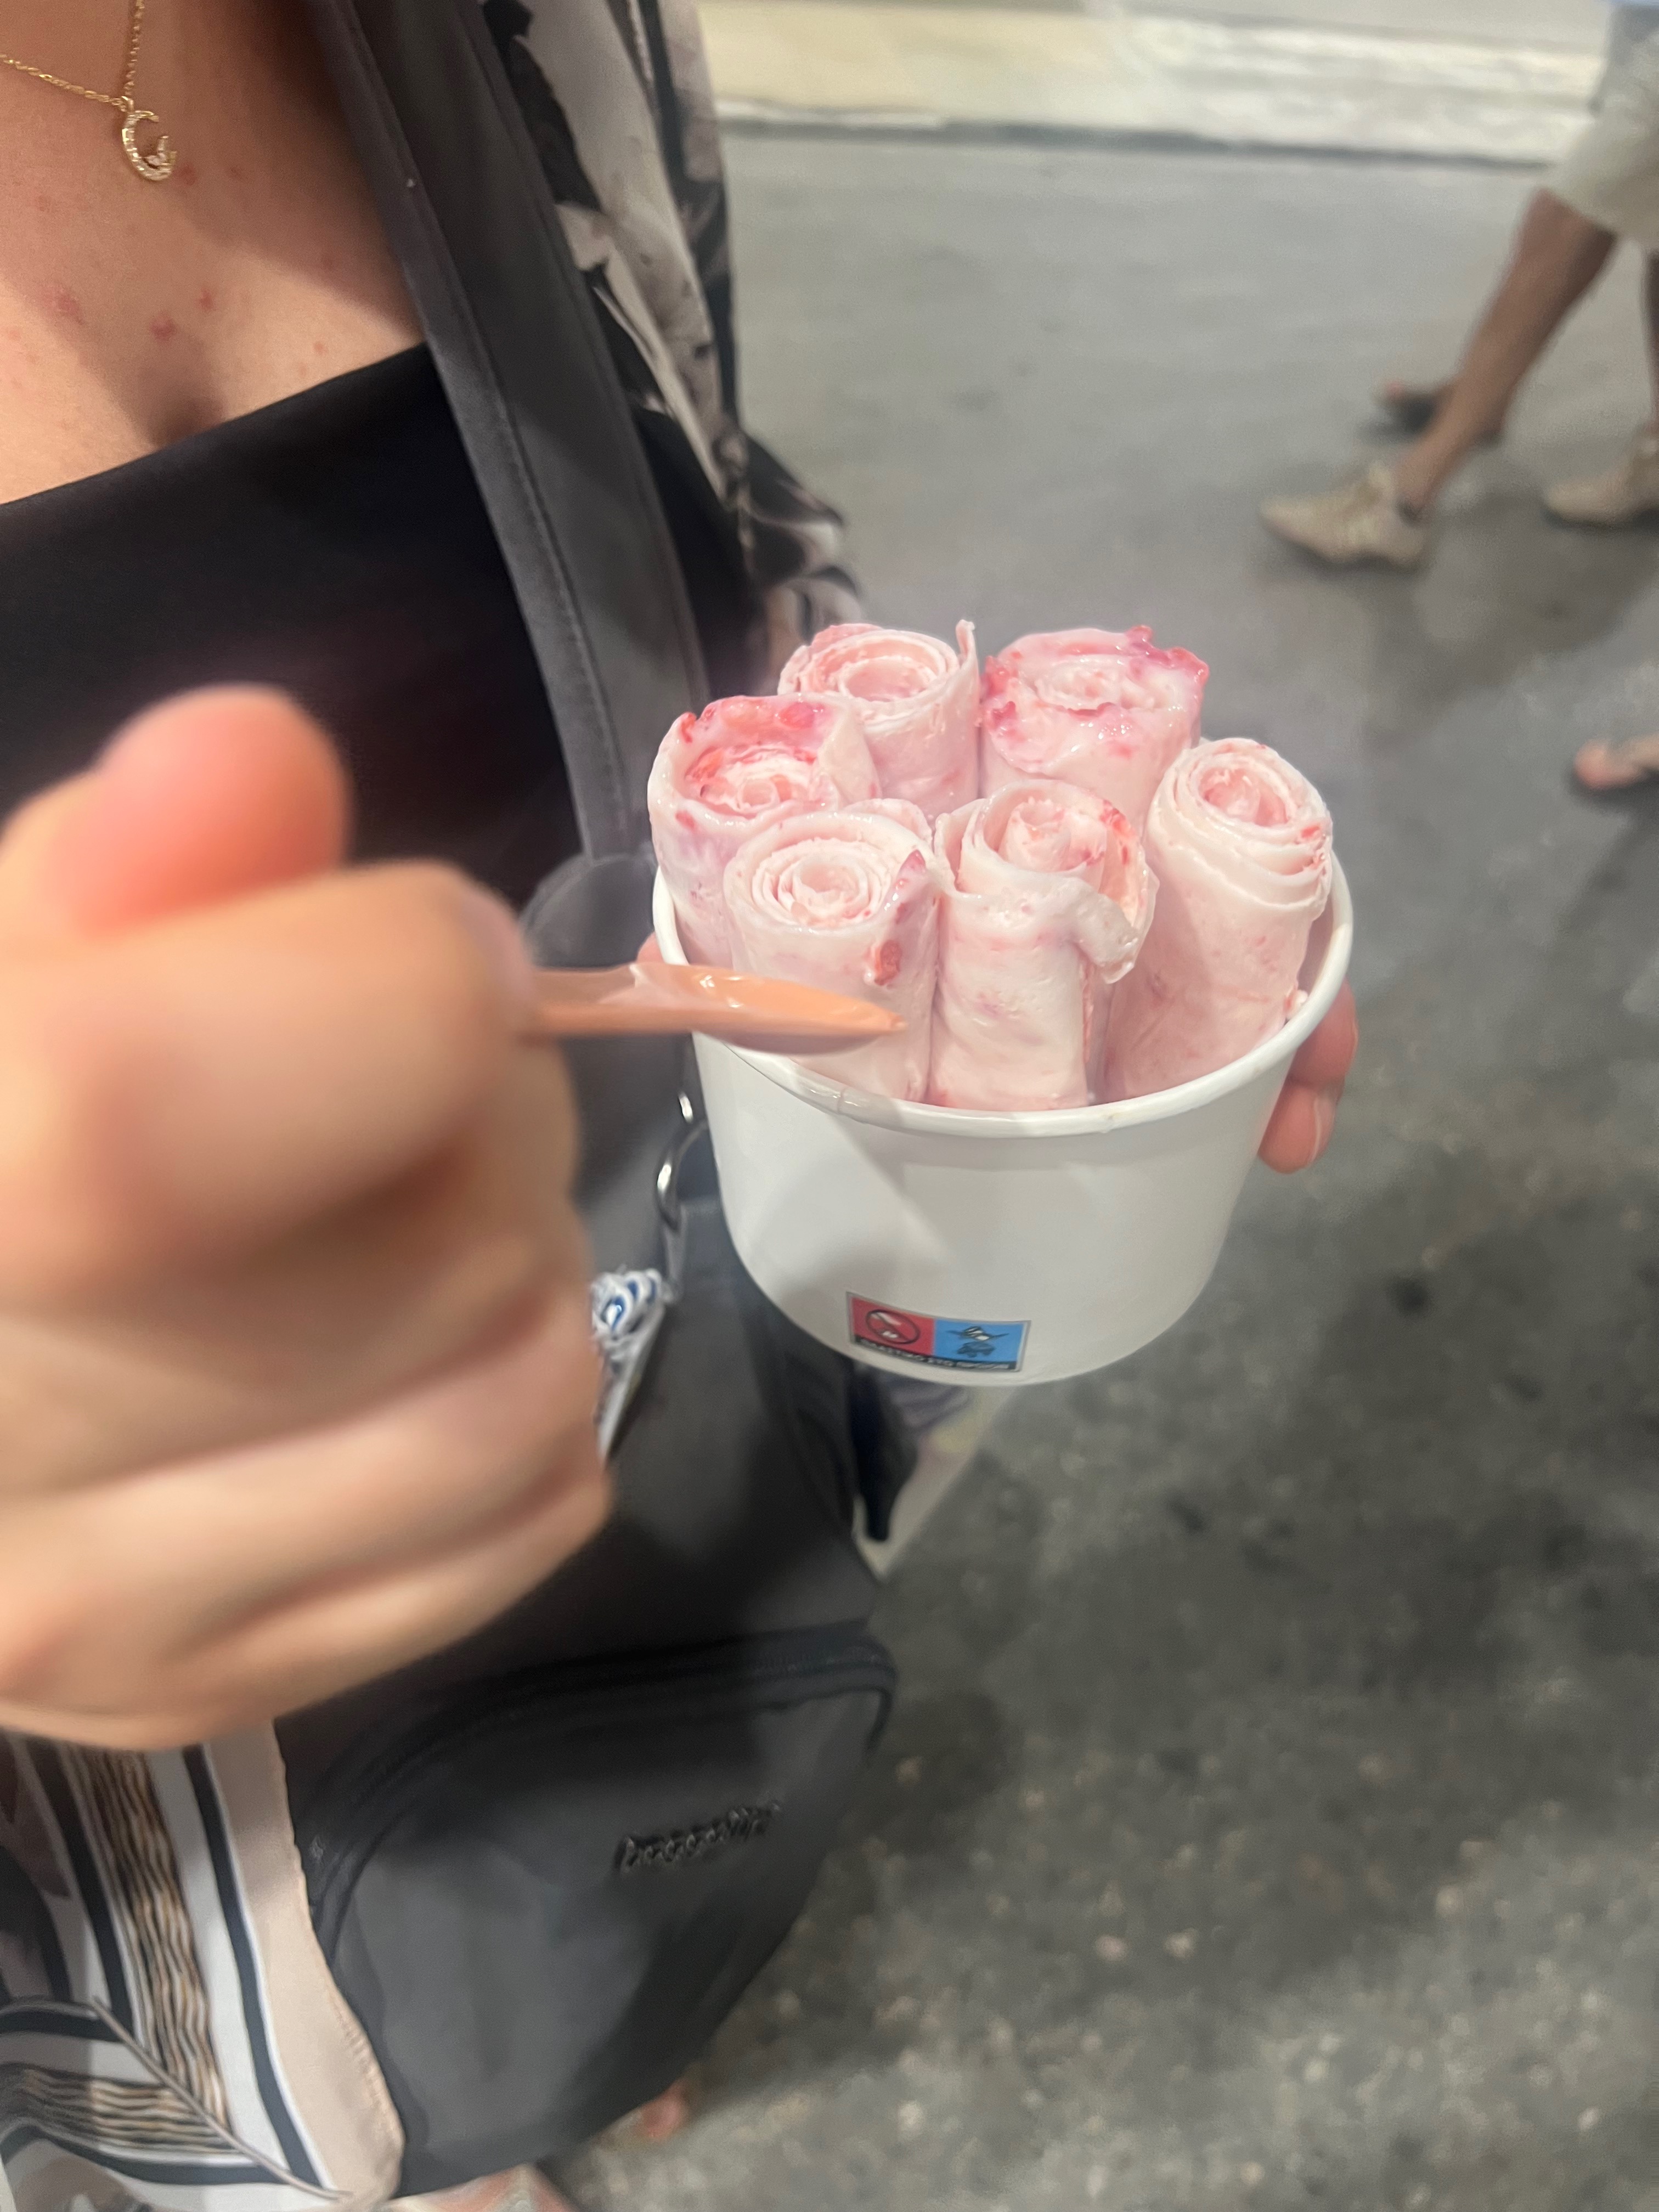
[{"xmin": 0, "ymin": 690, "xmax": 608, "ymax": 1750}]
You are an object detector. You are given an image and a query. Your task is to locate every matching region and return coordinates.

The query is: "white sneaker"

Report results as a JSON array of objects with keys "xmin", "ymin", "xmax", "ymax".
[
  {"xmin": 1545, "ymin": 428, "xmax": 1659, "ymax": 526},
  {"xmin": 1260, "ymin": 463, "xmax": 1431, "ymax": 571}
]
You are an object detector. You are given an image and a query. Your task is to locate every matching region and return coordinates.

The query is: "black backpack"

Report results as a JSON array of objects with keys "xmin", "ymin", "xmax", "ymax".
[{"xmin": 276, "ymin": 3, "xmax": 913, "ymax": 2192}]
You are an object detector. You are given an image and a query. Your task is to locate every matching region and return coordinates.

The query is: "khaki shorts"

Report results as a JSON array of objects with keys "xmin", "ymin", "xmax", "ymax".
[{"xmin": 1553, "ymin": 9, "xmax": 1659, "ymax": 250}]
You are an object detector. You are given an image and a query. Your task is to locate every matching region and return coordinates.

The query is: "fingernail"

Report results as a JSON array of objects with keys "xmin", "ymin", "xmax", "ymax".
[
  {"xmin": 1310, "ymin": 1091, "xmax": 1336, "ymax": 1161},
  {"xmin": 459, "ymin": 885, "xmax": 539, "ymax": 1013},
  {"xmin": 95, "ymin": 685, "xmax": 294, "ymax": 777}
]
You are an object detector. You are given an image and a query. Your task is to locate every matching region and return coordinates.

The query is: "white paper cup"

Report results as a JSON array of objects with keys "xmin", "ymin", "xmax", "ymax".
[{"xmin": 653, "ymin": 863, "xmax": 1353, "ymax": 1387}]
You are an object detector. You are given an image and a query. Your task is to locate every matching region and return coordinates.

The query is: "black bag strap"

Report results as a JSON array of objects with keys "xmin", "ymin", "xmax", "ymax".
[{"xmin": 303, "ymin": 0, "xmax": 708, "ymax": 857}]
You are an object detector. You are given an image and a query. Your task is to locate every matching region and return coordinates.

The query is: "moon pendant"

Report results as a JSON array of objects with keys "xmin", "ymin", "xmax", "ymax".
[{"xmin": 120, "ymin": 109, "xmax": 176, "ymax": 183}]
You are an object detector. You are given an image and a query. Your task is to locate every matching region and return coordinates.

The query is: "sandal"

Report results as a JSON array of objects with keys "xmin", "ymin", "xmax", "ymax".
[{"xmin": 1571, "ymin": 736, "xmax": 1659, "ymax": 797}]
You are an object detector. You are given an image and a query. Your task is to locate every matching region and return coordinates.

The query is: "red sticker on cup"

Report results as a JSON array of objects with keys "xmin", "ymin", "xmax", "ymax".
[{"xmin": 848, "ymin": 1297, "xmax": 1028, "ymax": 1373}]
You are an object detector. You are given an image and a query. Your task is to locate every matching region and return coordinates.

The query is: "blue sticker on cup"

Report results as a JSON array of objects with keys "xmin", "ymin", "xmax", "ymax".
[{"xmin": 849, "ymin": 1297, "xmax": 1028, "ymax": 1373}]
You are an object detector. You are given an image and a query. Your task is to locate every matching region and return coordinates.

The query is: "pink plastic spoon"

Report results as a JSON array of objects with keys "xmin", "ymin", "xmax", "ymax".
[{"xmin": 525, "ymin": 962, "xmax": 903, "ymax": 1056}]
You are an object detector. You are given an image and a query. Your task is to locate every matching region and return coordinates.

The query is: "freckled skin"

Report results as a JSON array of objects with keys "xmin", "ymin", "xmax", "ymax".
[
  {"xmin": 0, "ymin": 2, "xmax": 424, "ymax": 506},
  {"xmin": 1, "ymin": 325, "xmax": 39, "ymax": 371}
]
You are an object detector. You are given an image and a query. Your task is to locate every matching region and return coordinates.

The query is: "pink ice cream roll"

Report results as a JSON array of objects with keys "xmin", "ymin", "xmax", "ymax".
[
  {"xmin": 723, "ymin": 803, "xmax": 946, "ymax": 1101},
  {"xmin": 777, "ymin": 620, "xmax": 980, "ymax": 820},
  {"xmin": 930, "ymin": 781, "xmax": 1154, "ymax": 1112},
  {"xmin": 980, "ymin": 627, "xmax": 1208, "ymax": 831},
  {"xmin": 1106, "ymin": 737, "xmax": 1334, "ymax": 1101},
  {"xmin": 647, "ymin": 695, "xmax": 879, "ymax": 964}
]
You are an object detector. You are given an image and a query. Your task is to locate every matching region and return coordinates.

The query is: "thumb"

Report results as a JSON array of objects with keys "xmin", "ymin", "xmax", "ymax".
[{"xmin": 0, "ymin": 689, "xmax": 351, "ymax": 953}]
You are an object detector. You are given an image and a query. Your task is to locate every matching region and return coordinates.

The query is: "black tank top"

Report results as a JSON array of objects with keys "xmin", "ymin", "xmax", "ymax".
[{"xmin": 0, "ymin": 347, "xmax": 579, "ymax": 907}]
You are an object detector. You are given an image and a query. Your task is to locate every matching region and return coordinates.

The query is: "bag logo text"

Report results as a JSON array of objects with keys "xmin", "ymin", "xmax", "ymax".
[{"xmin": 615, "ymin": 1801, "xmax": 780, "ymax": 1875}]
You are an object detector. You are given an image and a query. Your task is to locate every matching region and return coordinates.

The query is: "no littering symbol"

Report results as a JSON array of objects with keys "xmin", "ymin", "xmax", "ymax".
[{"xmin": 860, "ymin": 1307, "xmax": 923, "ymax": 1348}]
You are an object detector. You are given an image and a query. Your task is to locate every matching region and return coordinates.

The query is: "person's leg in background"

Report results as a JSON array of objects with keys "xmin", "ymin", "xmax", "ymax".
[
  {"xmin": 1548, "ymin": 249, "xmax": 1659, "ymax": 526},
  {"xmin": 1546, "ymin": 1, "xmax": 1659, "ymax": 529},
  {"xmin": 1550, "ymin": 28, "xmax": 1659, "ymax": 794},
  {"xmin": 1260, "ymin": 190, "xmax": 1616, "ymax": 571},
  {"xmin": 1569, "ymin": 273, "xmax": 1659, "ymax": 792},
  {"xmin": 1389, "ymin": 193, "xmax": 1616, "ymax": 516},
  {"xmin": 1261, "ymin": 4, "xmax": 1659, "ymax": 572}
]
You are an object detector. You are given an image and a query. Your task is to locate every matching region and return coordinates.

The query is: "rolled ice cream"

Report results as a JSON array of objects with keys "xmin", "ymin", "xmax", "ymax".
[
  {"xmin": 980, "ymin": 627, "xmax": 1207, "ymax": 831},
  {"xmin": 930, "ymin": 781, "xmax": 1154, "ymax": 1110},
  {"xmin": 778, "ymin": 621, "xmax": 979, "ymax": 820},
  {"xmin": 723, "ymin": 803, "xmax": 946, "ymax": 1100},
  {"xmin": 1107, "ymin": 738, "xmax": 1334, "ymax": 1099},
  {"xmin": 647, "ymin": 695, "xmax": 879, "ymax": 963}
]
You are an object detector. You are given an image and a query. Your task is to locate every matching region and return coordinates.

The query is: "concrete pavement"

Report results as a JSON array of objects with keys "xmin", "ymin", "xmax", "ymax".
[{"xmin": 566, "ymin": 129, "xmax": 1659, "ymax": 2212}]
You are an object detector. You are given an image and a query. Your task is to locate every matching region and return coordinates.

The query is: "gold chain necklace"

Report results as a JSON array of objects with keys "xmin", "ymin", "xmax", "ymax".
[{"xmin": 0, "ymin": 1, "xmax": 177, "ymax": 183}]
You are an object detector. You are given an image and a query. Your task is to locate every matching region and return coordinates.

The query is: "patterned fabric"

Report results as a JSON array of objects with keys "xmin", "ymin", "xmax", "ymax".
[
  {"xmin": 0, "ymin": 1735, "xmax": 402, "ymax": 2212},
  {"xmin": 478, "ymin": 0, "xmax": 861, "ymax": 666},
  {"xmin": 1, "ymin": 7, "xmax": 849, "ymax": 2210},
  {"xmin": 591, "ymin": 1267, "xmax": 673, "ymax": 1455}
]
